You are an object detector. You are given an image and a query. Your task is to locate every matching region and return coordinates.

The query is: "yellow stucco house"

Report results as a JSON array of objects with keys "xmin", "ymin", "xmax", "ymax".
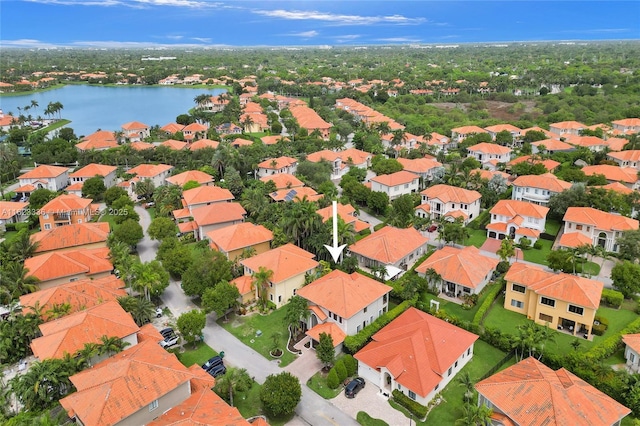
[{"xmin": 504, "ymin": 263, "xmax": 603, "ymax": 337}]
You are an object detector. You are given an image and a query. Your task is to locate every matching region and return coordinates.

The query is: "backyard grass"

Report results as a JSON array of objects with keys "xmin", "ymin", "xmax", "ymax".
[
  {"xmin": 307, "ymin": 370, "xmax": 343, "ymax": 399},
  {"xmin": 465, "ymin": 228, "xmax": 488, "ymax": 248},
  {"xmin": 357, "ymin": 412, "xmax": 389, "ymax": 426},
  {"xmin": 545, "ymin": 219, "xmax": 562, "ymax": 236},
  {"xmin": 99, "ymin": 213, "xmax": 118, "ymax": 230},
  {"xmin": 233, "ymin": 381, "xmax": 291, "ymax": 426},
  {"xmin": 175, "ymin": 341, "xmax": 218, "ymax": 367},
  {"xmin": 220, "ymin": 307, "xmax": 297, "ymax": 367},
  {"xmin": 522, "ymin": 239, "xmax": 553, "ymax": 265},
  {"xmin": 422, "ymin": 341, "xmax": 514, "ymax": 425},
  {"xmin": 421, "ymin": 282, "xmax": 501, "ymax": 323},
  {"xmin": 604, "ymin": 348, "xmax": 627, "ymax": 366}
]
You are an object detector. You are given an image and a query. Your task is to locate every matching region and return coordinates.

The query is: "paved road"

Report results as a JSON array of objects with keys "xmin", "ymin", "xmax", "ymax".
[{"xmin": 135, "ymin": 207, "xmax": 358, "ymax": 426}]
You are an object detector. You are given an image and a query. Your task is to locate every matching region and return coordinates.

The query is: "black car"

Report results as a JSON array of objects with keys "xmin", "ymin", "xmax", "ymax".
[
  {"xmin": 345, "ymin": 377, "xmax": 365, "ymax": 398},
  {"xmin": 160, "ymin": 327, "xmax": 174, "ymax": 338},
  {"xmin": 202, "ymin": 356, "xmax": 223, "ymax": 371},
  {"xmin": 207, "ymin": 364, "xmax": 226, "ymax": 378}
]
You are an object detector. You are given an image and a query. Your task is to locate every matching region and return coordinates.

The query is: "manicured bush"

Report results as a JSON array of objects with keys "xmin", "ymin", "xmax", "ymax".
[
  {"xmin": 392, "ymin": 389, "xmax": 428, "ymax": 419},
  {"xmin": 601, "ymin": 289, "xmax": 624, "ymax": 309},
  {"xmin": 592, "ymin": 315, "xmax": 609, "ymax": 336},
  {"xmin": 3, "ymin": 223, "xmax": 16, "ymax": 232},
  {"xmin": 335, "ymin": 360, "xmax": 347, "ymax": 382},
  {"xmin": 533, "ymin": 240, "xmax": 543, "ymax": 250},
  {"xmin": 472, "ymin": 282, "xmax": 504, "ymax": 326},
  {"xmin": 583, "ymin": 316, "xmax": 640, "ymax": 361},
  {"xmin": 518, "ymin": 237, "xmax": 531, "ymax": 250},
  {"xmin": 15, "ymin": 222, "xmax": 29, "ymax": 232},
  {"xmin": 326, "ymin": 368, "xmax": 340, "ymax": 389},
  {"xmin": 343, "ymin": 354, "xmax": 358, "ymax": 377},
  {"xmin": 496, "ymin": 261, "xmax": 510, "ymax": 274},
  {"xmin": 373, "ymin": 222, "xmax": 387, "ymax": 232}
]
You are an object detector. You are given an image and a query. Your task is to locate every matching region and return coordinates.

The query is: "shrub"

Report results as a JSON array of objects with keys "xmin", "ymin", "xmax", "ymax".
[
  {"xmin": 601, "ymin": 289, "xmax": 624, "ymax": 309},
  {"xmin": 533, "ymin": 240, "xmax": 543, "ymax": 250},
  {"xmin": 3, "ymin": 223, "xmax": 16, "ymax": 232},
  {"xmin": 472, "ymin": 282, "xmax": 504, "ymax": 326},
  {"xmin": 583, "ymin": 316, "xmax": 640, "ymax": 361},
  {"xmin": 343, "ymin": 354, "xmax": 358, "ymax": 377},
  {"xmin": 592, "ymin": 315, "xmax": 609, "ymax": 336},
  {"xmin": 518, "ymin": 237, "xmax": 531, "ymax": 250},
  {"xmin": 392, "ymin": 389, "xmax": 428, "ymax": 419},
  {"xmin": 326, "ymin": 368, "xmax": 340, "ymax": 389},
  {"xmin": 496, "ymin": 261, "xmax": 510, "ymax": 274},
  {"xmin": 373, "ymin": 223, "xmax": 387, "ymax": 232},
  {"xmin": 15, "ymin": 222, "xmax": 29, "ymax": 232},
  {"xmin": 335, "ymin": 360, "xmax": 347, "ymax": 382}
]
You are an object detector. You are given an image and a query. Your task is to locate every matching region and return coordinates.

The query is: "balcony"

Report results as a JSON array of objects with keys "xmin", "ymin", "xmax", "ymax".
[{"xmin": 53, "ymin": 213, "xmax": 71, "ymax": 224}]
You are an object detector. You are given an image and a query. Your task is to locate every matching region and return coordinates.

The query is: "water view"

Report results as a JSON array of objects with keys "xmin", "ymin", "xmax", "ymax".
[{"xmin": 0, "ymin": 85, "xmax": 227, "ymax": 137}]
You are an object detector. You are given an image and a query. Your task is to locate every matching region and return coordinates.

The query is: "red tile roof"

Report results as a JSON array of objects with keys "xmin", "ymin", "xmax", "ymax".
[
  {"xmin": 608, "ymin": 150, "xmax": 640, "ymax": 162},
  {"xmin": 127, "ymin": 163, "xmax": 173, "ymax": 178},
  {"xmin": 41, "ymin": 193, "xmax": 92, "ymax": 213},
  {"xmin": 241, "ymin": 243, "xmax": 318, "ymax": 283},
  {"xmin": 623, "ymin": 334, "xmax": 640, "ymax": 355},
  {"xmin": 189, "ymin": 139, "xmax": 220, "ymax": 151},
  {"xmin": 207, "ymin": 222, "xmax": 273, "ymax": 253},
  {"xmin": 355, "ymin": 308, "xmax": 478, "ymax": 398},
  {"xmin": 467, "ymin": 142, "xmax": 512, "ymax": 155},
  {"xmin": 192, "ymin": 202, "xmax": 246, "ymax": 226},
  {"xmin": 297, "ymin": 270, "xmax": 391, "ymax": 319},
  {"xmin": 122, "ymin": 120, "xmax": 149, "ymax": 130},
  {"xmin": 32, "ymin": 222, "xmax": 110, "ymax": 253},
  {"xmin": 269, "ymin": 186, "xmax": 321, "ymax": 202},
  {"xmin": 258, "ymin": 156, "xmax": 297, "ymax": 170},
  {"xmin": 563, "ymin": 207, "xmax": 639, "ymax": 232},
  {"xmin": 512, "ymin": 173, "xmax": 572, "ymax": 193},
  {"xmin": 531, "ymin": 138, "xmax": 574, "ymax": 151},
  {"xmin": 0, "ymin": 201, "xmax": 29, "ymax": 220},
  {"xmin": 490, "ymin": 199, "xmax": 549, "ymax": 219},
  {"xmin": 550, "ymin": 120, "xmax": 585, "ymax": 130},
  {"xmin": 129, "ymin": 141, "xmax": 155, "ymax": 151},
  {"xmin": 507, "ymin": 155, "xmax": 561, "ymax": 172},
  {"xmin": 557, "ymin": 232, "xmax": 593, "ymax": 249},
  {"xmin": 183, "ymin": 185, "xmax": 234, "ymax": 206},
  {"xmin": 370, "ymin": 170, "xmax": 420, "ymax": 186},
  {"xmin": 75, "ymin": 131, "xmax": 119, "ymax": 151},
  {"xmin": 19, "ymin": 164, "xmax": 69, "ymax": 179},
  {"xmin": 260, "ymin": 173, "xmax": 304, "ymax": 189},
  {"xmin": 289, "ymin": 105, "xmax": 331, "ymax": 131},
  {"xmin": 306, "ymin": 322, "xmax": 347, "ymax": 346},
  {"xmin": 166, "ymin": 170, "xmax": 214, "ymax": 186},
  {"xmin": 396, "ymin": 157, "xmax": 442, "ymax": 174},
  {"xmin": 231, "ymin": 275, "xmax": 254, "ymax": 296},
  {"xmin": 476, "ymin": 357, "xmax": 630, "ymax": 426},
  {"xmin": 420, "ymin": 184, "xmax": 481, "ymax": 204},
  {"xmin": 25, "ymin": 247, "xmax": 113, "ymax": 282},
  {"xmin": 69, "ymin": 163, "xmax": 116, "ymax": 178},
  {"xmin": 416, "ymin": 246, "xmax": 498, "ymax": 289},
  {"xmin": 349, "ymin": 226, "xmax": 428, "ymax": 265},
  {"xmin": 451, "ymin": 125, "xmax": 487, "ymax": 135},
  {"xmin": 160, "ymin": 139, "xmax": 189, "ymax": 150},
  {"xmin": 582, "ymin": 165, "xmax": 638, "ymax": 184}
]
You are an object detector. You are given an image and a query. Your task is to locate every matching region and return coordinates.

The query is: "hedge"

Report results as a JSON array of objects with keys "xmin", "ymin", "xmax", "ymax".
[
  {"xmin": 468, "ymin": 209, "xmax": 490, "ymax": 230},
  {"xmin": 343, "ymin": 299, "xmax": 415, "ymax": 354},
  {"xmin": 601, "ymin": 289, "xmax": 624, "ymax": 309},
  {"xmin": 343, "ymin": 354, "xmax": 358, "ymax": 377},
  {"xmin": 472, "ymin": 282, "xmax": 504, "ymax": 326},
  {"xmin": 392, "ymin": 389, "xmax": 428, "ymax": 419},
  {"xmin": 335, "ymin": 360, "xmax": 347, "ymax": 382},
  {"xmin": 582, "ymin": 316, "xmax": 640, "ymax": 361}
]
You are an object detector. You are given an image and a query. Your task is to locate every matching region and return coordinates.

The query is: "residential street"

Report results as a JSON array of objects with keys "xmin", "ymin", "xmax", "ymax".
[{"xmin": 135, "ymin": 207, "xmax": 358, "ymax": 426}]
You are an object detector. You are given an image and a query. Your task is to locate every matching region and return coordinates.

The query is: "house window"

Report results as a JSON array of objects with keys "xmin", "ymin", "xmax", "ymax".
[
  {"xmin": 576, "ymin": 224, "xmax": 583, "ymax": 230},
  {"xmin": 339, "ymin": 316, "xmax": 342, "ymax": 324},
  {"xmin": 455, "ymin": 361, "xmax": 458, "ymax": 368},
  {"xmin": 511, "ymin": 299, "xmax": 524, "ymax": 309},
  {"xmin": 149, "ymin": 399, "xmax": 159, "ymax": 411},
  {"xmin": 270, "ymin": 294, "xmax": 273, "ymax": 301},
  {"xmin": 44, "ymin": 213, "xmax": 49, "ymax": 219},
  {"xmin": 44, "ymin": 223, "xmax": 51, "ymax": 230},
  {"xmin": 631, "ymin": 353, "xmax": 636, "ymax": 363},
  {"xmin": 357, "ymin": 325, "xmax": 361, "ymax": 332},
  {"xmin": 278, "ymin": 295, "xmax": 282, "ymax": 303},
  {"xmin": 512, "ymin": 284, "xmax": 525, "ymax": 293},
  {"xmin": 467, "ymin": 348, "xmax": 471, "ymax": 355},
  {"xmin": 408, "ymin": 390, "xmax": 416, "ymax": 400},
  {"xmin": 540, "ymin": 297, "xmax": 555, "ymax": 307},
  {"xmin": 364, "ymin": 307, "xmax": 368, "ymax": 313},
  {"xmin": 448, "ymin": 367, "xmax": 452, "ymax": 376},
  {"xmin": 383, "ymin": 294, "xmax": 388, "ymax": 304},
  {"xmin": 539, "ymin": 313, "xmax": 553, "ymax": 323},
  {"xmin": 568, "ymin": 305, "xmax": 584, "ymax": 315},
  {"xmin": 404, "ymin": 184, "xmax": 409, "ymax": 189}
]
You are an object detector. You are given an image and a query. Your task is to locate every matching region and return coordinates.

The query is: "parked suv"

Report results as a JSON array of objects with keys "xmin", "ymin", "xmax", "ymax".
[
  {"xmin": 159, "ymin": 328, "xmax": 179, "ymax": 348},
  {"xmin": 207, "ymin": 364, "xmax": 226, "ymax": 378},
  {"xmin": 201, "ymin": 356, "xmax": 223, "ymax": 371},
  {"xmin": 345, "ymin": 378, "xmax": 365, "ymax": 398}
]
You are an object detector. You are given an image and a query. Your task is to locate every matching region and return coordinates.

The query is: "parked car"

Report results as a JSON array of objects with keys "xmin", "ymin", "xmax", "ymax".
[
  {"xmin": 202, "ymin": 356, "xmax": 223, "ymax": 371},
  {"xmin": 345, "ymin": 377, "xmax": 366, "ymax": 398},
  {"xmin": 207, "ymin": 364, "xmax": 226, "ymax": 378},
  {"xmin": 160, "ymin": 331, "xmax": 179, "ymax": 348},
  {"xmin": 427, "ymin": 224, "xmax": 438, "ymax": 233},
  {"xmin": 155, "ymin": 307, "xmax": 163, "ymax": 318},
  {"xmin": 144, "ymin": 202, "xmax": 155, "ymax": 209},
  {"xmin": 159, "ymin": 327, "xmax": 174, "ymax": 338}
]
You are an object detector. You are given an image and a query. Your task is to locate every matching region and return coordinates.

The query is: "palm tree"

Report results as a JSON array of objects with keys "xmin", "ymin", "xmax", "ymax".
[
  {"xmin": 9, "ymin": 230, "xmax": 40, "ymax": 261},
  {"xmin": 285, "ymin": 295, "xmax": 310, "ymax": 338},
  {"xmin": 194, "ymin": 93, "xmax": 210, "ymax": 108},
  {"xmin": 131, "ymin": 260, "xmax": 167, "ymax": 302},
  {"xmin": 241, "ymin": 115, "xmax": 254, "ymax": 134},
  {"xmin": 0, "ymin": 262, "xmax": 39, "ymax": 302},
  {"xmin": 496, "ymin": 238, "xmax": 515, "ymax": 263},
  {"xmin": 45, "ymin": 302, "xmax": 72, "ymax": 320},
  {"xmin": 424, "ymin": 267, "xmax": 442, "ymax": 294},
  {"xmin": 457, "ymin": 371, "xmax": 475, "ymax": 403},
  {"xmin": 118, "ymin": 295, "xmax": 155, "ymax": 326},
  {"xmin": 76, "ymin": 342, "xmax": 100, "ymax": 367},
  {"xmin": 214, "ymin": 367, "xmax": 252, "ymax": 407},
  {"xmin": 99, "ymin": 335, "xmax": 129, "ymax": 357},
  {"xmin": 252, "ymin": 267, "xmax": 274, "ymax": 309}
]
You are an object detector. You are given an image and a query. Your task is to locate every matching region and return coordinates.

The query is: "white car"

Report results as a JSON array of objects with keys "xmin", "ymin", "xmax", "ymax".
[{"xmin": 155, "ymin": 307, "xmax": 163, "ymax": 318}]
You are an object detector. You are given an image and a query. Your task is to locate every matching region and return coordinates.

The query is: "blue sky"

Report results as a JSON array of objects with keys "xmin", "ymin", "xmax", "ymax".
[{"xmin": 1, "ymin": 1, "xmax": 639, "ymax": 48}]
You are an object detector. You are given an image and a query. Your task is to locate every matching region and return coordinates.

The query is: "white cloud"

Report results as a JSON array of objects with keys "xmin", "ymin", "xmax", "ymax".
[
  {"xmin": 252, "ymin": 9, "xmax": 426, "ymax": 26},
  {"xmin": 284, "ymin": 30, "xmax": 319, "ymax": 38},
  {"xmin": 165, "ymin": 35, "xmax": 184, "ymax": 40},
  {"xmin": 375, "ymin": 37, "xmax": 422, "ymax": 43},
  {"xmin": 0, "ymin": 39, "xmax": 60, "ymax": 48},
  {"xmin": 191, "ymin": 37, "xmax": 212, "ymax": 42}
]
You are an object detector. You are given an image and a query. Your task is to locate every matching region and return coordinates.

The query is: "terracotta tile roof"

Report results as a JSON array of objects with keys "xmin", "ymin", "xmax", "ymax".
[
  {"xmin": 316, "ymin": 202, "xmax": 369, "ymax": 232},
  {"xmin": 207, "ymin": 223, "xmax": 273, "ymax": 253},
  {"xmin": 340, "ymin": 148, "xmax": 372, "ymax": 165},
  {"xmin": 189, "ymin": 139, "xmax": 220, "ymax": 151},
  {"xmin": 160, "ymin": 139, "xmax": 189, "ymax": 150},
  {"xmin": 0, "ymin": 201, "xmax": 29, "ymax": 220},
  {"xmin": 161, "ymin": 122, "xmax": 185, "ymax": 134},
  {"xmin": 289, "ymin": 105, "xmax": 331, "ymax": 131},
  {"xmin": 136, "ymin": 323, "xmax": 164, "ymax": 344},
  {"xmin": 69, "ymin": 163, "xmax": 116, "ymax": 178},
  {"xmin": 32, "ymin": 222, "xmax": 110, "ymax": 253},
  {"xmin": 231, "ymin": 138, "xmax": 254, "ymax": 147},
  {"xmin": 475, "ymin": 357, "xmax": 630, "ymax": 426},
  {"xmin": 25, "ymin": 247, "xmax": 113, "ymax": 282},
  {"xmin": 306, "ymin": 322, "xmax": 347, "ymax": 346},
  {"xmin": 231, "ymin": 275, "xmax": 254, "ymax": 296},
  {"xmin": 269, "ymin": 187, "xmax": 321, "ymax": 202},
  {"xmin": 121, "ymin": 120, "xmax": 149, "ymax": 130},
  {"xmin": 183, "ymin": 185, "xmax": 234, "ymax": 206},
  {"xmin": 306, "ymin": 149, "xmax": 340, "ymax": 163},
  {"xmin": 260, "ymin": 173, "xmax": 304, "ymax": 190},
  {"xmin": 595, "ymin": 182, "xmax": 634, "ymax": 195},
  {"xmin": 505, "ymin": 262, "xmax": 603, "ymax": 309},
  {"xmin": 308, "ymin": 305, "xmax": 327, "ymax": 322},
  {"xmin": 531, "ymin": 138, "xmax": 574, "ymax": 151},
  {"xmin": 13, "ymin": 184, "xmax": 36, "ymax": 193},
  {"xmin": 550, "ymin": 120, "xmax": 586, "ymax": 130},
  {"xmin": 60, "ymin": 340, "xmax": 214, "ymax": 426},
  {"xmin": 613, "ymin": 118, "xmax": 640, "ymax": 127},
  {"xmin": 19, "ymin": 275, "xmax": 126, "ymax": 320},
  {"xmin": 522, "ymin": 127, "xmax": 554, "ymax": 139},
  {"xmin": 65, "ymin": 182, "xmax": 84, "ymax": 192},
  {"xmin": 563, "ymin": 207, "xmax": 639, "ymax": 232},
  {"xmin": 451, "ymin": 125, "xmax": 487, "ymax": 135},
  {"xmin": 396, "ymin": 157, "xmax": 443, "ymax": 174},
  {"xmin": 260, "ymin": 135, "xmax": 289, "ymax": 145},
  {"xmin": 565, "ymin": 135, "xmax": 608, "ymax": 149},
  {"xmin": 623, "ymin": 334, "xmax": 640, "ymax": 355},
  {"xmin": 127, "ymin": 163, "xmax": 173, "ymax": 178},
  {"xmin": 147, "ymin": 385, "xmax": 249, "ymax": 426},
  {"xmin": 41, "ymin": 193, "xmax": 92, "ymax": 213},
  {"xmin": 355, "ymin": 308, "xmax": 478, "ymax": 398},
  {"xmin": 582, "ymin": 165, "xmax": 638, "ymax": 184},
  {"xmin": 512, "ymin": 173, "xmax": 572, "ymax": 193},
  {"xmin": 416, "ymin": 246, "xmax": 498, "ymax": 289},
  {"xmin": 467, "ymin": 142, "xmax": 512, "ymax": 155},
  {"xmin": 75, "ymin": 131, "xmax": 119, "ymax": 151},
  {"xmin": 31, "ymin": 301, "xmax": 138, "ymax": 360},
  {"xmin": 192, "ymin": 202, "xmax": 246, "ymax": 226},
  {"xmin": 241, "ymin": 243, "xmax": 318, "ymax": 283},
  {"xmin": 257, "ymin": 156, "xmax": 298, "ymax": 170},
  {"xmin": 166, "ymin": 170, "xmax": 214, "ymax": 186},
  {"xmin": 19, "ymin": 165, "xmax": 69, "ymax": 179},
  {"xmin": 605, "ymin": 137, "xmax": 628, "ymax": 152},
  {"xmin": 178, "ymin": 221, "xmax": 198, "ymax": 233},
  {"xmin": 490, "ymin": 199, "xmax": 549, "ymax": 219},
  {"xmin": 370, "ymin": 170, "xmax": 420, "ymax": 187},
  {"xmin": 507, "ymin": 155, "xmax": 561, "ymax": 171},
  {"xmin": 420, "ymin": 184, "xmax": 481, "ymax": 204},
  {"xmin": 298, "ymin": 270, "xmax": 391, "ymax": 319},
  {"xmin": 484, "ymin": 124, "xmax": 521, "ymax": 133},
  {"xmin": 349, "ymin": 226, "xmax": 428, "ymax": 265},
  {"xmin": 172, "ymin": 208, "xmax": 192, "ymax": 220},
  {"xmin": 129, "ymin": 141, "xmax": 155, "ymax": 151},
  {"xmin": 558, "ymin": 232, "xmax": 593, "ymax": 249},
  {"xmin": 183, "ymin": 122, "xmax": 208, "ymax": 132}
]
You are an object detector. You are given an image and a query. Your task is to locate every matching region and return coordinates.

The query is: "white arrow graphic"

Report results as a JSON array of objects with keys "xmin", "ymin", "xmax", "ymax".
[{"xmin": 324, "ymin": 200, "xmax": 346, "ymax": 263}]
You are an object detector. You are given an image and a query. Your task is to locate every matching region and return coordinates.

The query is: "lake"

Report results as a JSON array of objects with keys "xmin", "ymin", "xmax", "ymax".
[{"xmin": 0, "ymin": 85, "xmax": 227, "ymax": 137}]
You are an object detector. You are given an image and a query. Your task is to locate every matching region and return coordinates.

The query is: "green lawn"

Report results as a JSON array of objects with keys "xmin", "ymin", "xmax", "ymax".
[
  {"xmin": 1, "ymin": 230, "xmax": 18, "ymax": 243},
  {"xmin": 465, "ymin": 229, "xmax": 488, "ymax": 248},
  {"xmin": 423, "ymin": 341, "xmax": 514, "ymax": 425},
  {"xmin": 522, "ymin": 239, "xmax": 553, "ymax": 265},
  {"xmin": 604, "ymin": 348, "xmax": 627, "ymax": 366},
  {"xmin": 175, "ymin": 341, "xmax": 218, "ymax": 367},
  {"xmin": 99, "ymin": 213, "xmax": 118, "ymax": 230},
  {"xmin": 545, "ymin": 219, "xmax": 562, "ymax": 236},
  {"xmin": 307, "ymin": 370, "xmax": 343, "ymax": 399},
  {"xmin": 421, "ymin": 282, "xmax": 501, "ymax": 323},
  {"xmin": 233, "ymin": 381, "xmax": 291, "ymax": 426},
  {"xmin": 357, "ymin": 412, "xmax": 389, "ymax": 426},
  {"xmin": 220, "ymin": 307, "xmax": 297, "ymax": 367}
]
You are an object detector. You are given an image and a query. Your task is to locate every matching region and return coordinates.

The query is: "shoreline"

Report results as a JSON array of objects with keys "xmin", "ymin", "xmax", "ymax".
[{"xmin": 0, "ymin": 82, "xmax": 229, "ymax": 98}]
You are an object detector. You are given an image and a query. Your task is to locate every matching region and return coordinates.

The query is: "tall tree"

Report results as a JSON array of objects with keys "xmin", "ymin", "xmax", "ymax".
[
  {"xmin": 316, "ymin": 332, "xmax": 335, "ymax": 368},
  {"xmin": 131, "ymin": 260, "xmax": 169, "ymax": 301},
  {"xmin": 260, "ymin": 372, "xmax": 302, "ymax": 418},
  {"xmin": 202, "ymin": 281, "xmax": 240, "ymax": 320},
  {"xmin": 213, "ymin": 367, "xmax": 252, "ymax": 407},
  {"xmin": 177, "ymin": 310, "xmax": 207, "ymax": 348},
  {"xmin": 284, "ymin": 295, "xmax": 309, "ymax": 338},
  {"xmin": 252, "ymin": 266, "xmax": 274, "ymax": 309}
]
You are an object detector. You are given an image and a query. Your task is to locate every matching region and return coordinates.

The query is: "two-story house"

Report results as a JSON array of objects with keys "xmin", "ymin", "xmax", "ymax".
[
  {"xmin": 356, "ymin": 307, "xmax": 478, "ymax": 405},
  {"xmin": 348, "ymin": 226, "xmax": 429, "ymax": 279},
  {"xmin": 181, "ymin": 122, "xmax": 208, "ymax": 142},
  {"xmin": 531, "ymin": 138, "xmax": 575, "ymax": 155},
  {"xmin": 511, "ymin": 173, "xmax": 572, "ymax": 206},
  {"xmin": 418, "ymin": 184, "xmax": 481, "ymax": 224},
  {"xmin": 608, "ymin": 150, "xmax": 640, "ymax": 170},
  {"xmin": 69, "ymin": 163, "xmax": 117, "ymax": 190},
  {"xmin": 297, "ymin": 270, "xmax": 392, "ymax": 352},
  {"xmin": 121, "ymin": 120, "xmax": 150, "ymax": 142},
  {"xmin": 504, "ymin": 262, "xmax": 603, "ymax": 337},
  {"xmin": 306, "ymin": 149, "xmax": 372, "ymax": 179},
  {"xmin": 257, "ymin": 156, "xmax": 298, "ymax": 178},
  {"xmin": 549, "ymin": 120, "xmax": 586, "ymax": 137},
  {"xmin": 623, "ymin": 334, "xmax": 640, "ymax": 373},
  {"xmin": 450, "ymin": 125, "xmax": 488, "ymax": 144},
  {"xmin": 0, "ymin": 200, "xmax": 29, "ymax": 231},
  {"xmin": 396, "ymin": 158, "xmax": 444, "ymax": 188},
  {"xmin": 484, "ymin": 124, "xmax": 521, "ymax": 141},
  {"xmin": 415, "ymin": 246, "xmax": 498, "ymax": 299},
  {"xmin": 127, "ymin": 163, "xmax": 174, "ymax": 189},
  {"xmin": 612, "ymin": 118, "xmax": 640, "ymax": 135},
  {"xmin": 486, "ymin": 199, "xmax": 549, "ymax": 244},
  {"xmin": 18, "ymin": 165, "xmax": 70, "ymax": 194},
  {"xmin": 165, "ymin": 170, "xmax": 215, "ymax": 187},
  {"xmin": 190, "ymin": 202, "xmax": 247, "ymax": 241},
  {"xmin": 561, "ymin": 207, "xmax": 639, "ymax": 253},
  {"xmin": 31, "ymin": 222, "xmax": 110, "ymax": 254},
  {"xmin": 241, "ymin": 243, "xmax": 318, "ymax": 308},
  {"xmin": 369, "ymin": 170, "xmax": 420, "ymax": 201},
  {"xmin": 582, "ymin": 164, "xmax": 639, "ymax": 190},
  {"xmin": 289, "ymin": 105, "xmax": 332, "ymax": 140},
  {"xmin": 207, "ymin": 222, "xmax": 273, "ymax": 261},
  {"xmin": 39, "ymin": 194, "xmax": 94, "ymax": 230},
  {"xmin": 565, "ymin": 135, "xmax": 608, "ymax": 152},
  {"xmin": 466, "ymin": 143, "xmax": 512, "ymax": 169},
  {"xmin": 476, "ymin": 357, "xmax": 630, "ymax": 426},
  {"xmin": 75, "ymin": 130, "xmax": 119, "ymax": 152},
  {"xmin": 316, "ymin": 202, "xmax": 370, "ymax": 233}
]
